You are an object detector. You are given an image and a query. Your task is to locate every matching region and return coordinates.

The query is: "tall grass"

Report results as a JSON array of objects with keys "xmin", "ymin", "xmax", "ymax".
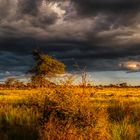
[{"xmin": 0, "ymin": 87, "xmax": 140, "ymax": 139}]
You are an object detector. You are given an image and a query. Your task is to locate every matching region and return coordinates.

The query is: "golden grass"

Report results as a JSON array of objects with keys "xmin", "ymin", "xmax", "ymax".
[{"xmin": 0, "ymin": 87, "xmax": 140, "ymax": 140}]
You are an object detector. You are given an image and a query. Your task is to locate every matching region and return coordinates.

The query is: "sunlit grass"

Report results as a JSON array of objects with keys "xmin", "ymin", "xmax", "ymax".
[{"xmin": 0, "ymin": 87, "xmax": 140, "ymax": 139}]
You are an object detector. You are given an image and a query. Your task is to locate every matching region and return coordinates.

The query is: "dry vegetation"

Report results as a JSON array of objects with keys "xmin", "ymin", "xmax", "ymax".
[{"xmin": 0, "ymin": 86, "xmax": 140, "ymax": 140}]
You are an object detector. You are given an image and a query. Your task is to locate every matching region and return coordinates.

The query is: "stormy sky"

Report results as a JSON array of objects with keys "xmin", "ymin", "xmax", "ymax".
[{"xmin": 0, "ymin": 0, "xmax": 140, "ymax": 84}]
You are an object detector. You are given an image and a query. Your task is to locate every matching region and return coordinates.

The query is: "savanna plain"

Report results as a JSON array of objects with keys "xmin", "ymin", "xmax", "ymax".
[{"xmin": 0, "ymin": 86, "xmax": 140, "ymax": 140}]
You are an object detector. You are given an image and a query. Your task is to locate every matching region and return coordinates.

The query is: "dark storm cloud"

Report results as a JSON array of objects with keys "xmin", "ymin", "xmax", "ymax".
[
  {"xmin": 0, "ymin": 0, "xmax": 140, "ymax": 73},
  {"xmin": 0, "ymin": 0, "xmax": 59, "ymax": 35},
  {"xmin": 18, "ymin": 0, "xmax": 61, "ymax": 16},
  {"xmin": 0, "ymin": 37, "xmax": 140, "ymax": 71},
  {"xmin": 0, "ymin": 51, "xmax": 32, "ymax": 74},
  {"xmin": 71, "ymin": 0, "xmax": 140, "ymax": 30},
  {"xmin": 17, "ymin": 0, "xmax": 59, "ymax": 27},
  {"xmin": 18, "ymin": 0, "xmax": 42, "ymax": 16},
  {"xmin": 72, "ymin": 0, "xmax": 140, "ymax": 15},
  {"xmin": 0, "ymin": 0, "xmax": 11, "ymax": 19}
]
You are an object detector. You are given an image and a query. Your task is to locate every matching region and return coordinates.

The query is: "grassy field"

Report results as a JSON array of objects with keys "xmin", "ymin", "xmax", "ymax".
[{"xmin": 0, "ymin": 87, "xmax": 140, "ymax": 140}]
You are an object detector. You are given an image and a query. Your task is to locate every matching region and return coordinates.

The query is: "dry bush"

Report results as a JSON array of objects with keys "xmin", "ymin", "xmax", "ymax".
[{"xmin": 39, "ymin": 84, "xmax": 110, "ymax": 140}]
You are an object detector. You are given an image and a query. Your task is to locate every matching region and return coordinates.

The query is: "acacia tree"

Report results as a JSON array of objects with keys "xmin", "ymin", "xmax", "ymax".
[{"xmin": 29, "ymin": 50, "xmax": 65, "ymax": 87}]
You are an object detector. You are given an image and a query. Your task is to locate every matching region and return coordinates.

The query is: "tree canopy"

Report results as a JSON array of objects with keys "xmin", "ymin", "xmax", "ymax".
[{"xmin": 29, "ymin": 50, "xmax": 65, "ymax": 77}]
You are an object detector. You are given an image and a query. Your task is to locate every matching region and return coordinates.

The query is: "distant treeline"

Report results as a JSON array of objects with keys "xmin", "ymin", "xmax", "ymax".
[
  {"xmin": 0, "ymin": 77, "xmax": 56, "ymax": 89},
  {"xmin": 0, "ymin": 77, "xmax": 139, "ymax": 90}
]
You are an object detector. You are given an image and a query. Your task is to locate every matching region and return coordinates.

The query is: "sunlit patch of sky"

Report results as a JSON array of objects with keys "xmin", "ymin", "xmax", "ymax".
[
  {"xmin": 0, "ymin": 71, "xmax": 140, "ymax": 85},
  {"xmin": 71, "ymin": 71, "xmax": 140, "ymax": 86},
  {"xmin": 90, "ymin": 71, "xmax": 140, "ymax": 86}
]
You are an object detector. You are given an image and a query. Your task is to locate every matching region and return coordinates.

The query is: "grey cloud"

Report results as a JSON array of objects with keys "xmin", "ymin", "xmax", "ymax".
[
  {"xmin": 0, "ymin": 51, "xmax": 32, "ymax": 72},
  {"xmin": 0, "ymin": 0, "xmax": 60, "ymax": 39},
  {"xmin": 18, "ymin": 0, "xmax": 42, "ymax": 16},
  {"xmin": 17, "ymin": 0, "xmax": 64, "ymax": 16},
  {"xmin": 72, "ymin": 0, "xmax": 140, "ymax": 15},
  {"xmin": 71, "ymin": 0, "xmax": 140, "ymax": 36},
  {"xmin": 0, "ymin": 0, "xmax": 140, "ymax": 73},
  {"xmin": 0, "ymin": 0, "xmax": 11, "ymax": 19},
  {"xmin": 17, "ymin": 0, "xmax": 59, "ymax": 27},
  {"xmin": 0, "ymin": 37, "xmax": 140, "ymax": 72}
]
